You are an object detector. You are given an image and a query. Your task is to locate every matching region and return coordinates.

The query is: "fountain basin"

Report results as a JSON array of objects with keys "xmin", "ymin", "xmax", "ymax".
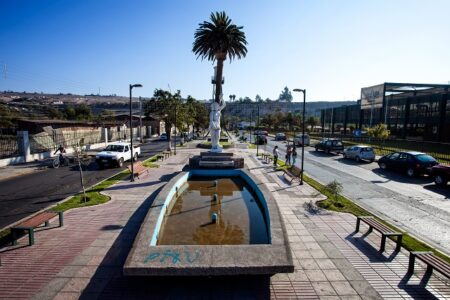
[{"xmin": 124, "ymin": 169, "xmax": 294, "ymax": 276}]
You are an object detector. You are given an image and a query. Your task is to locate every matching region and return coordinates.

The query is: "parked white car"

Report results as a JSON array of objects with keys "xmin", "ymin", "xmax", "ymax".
[
  {"xmin": 343, "ymin": 145, "xmax": 375, "ymax": 162},
  {"xmin": 294, "ymin": 134, "xmax": 310, "ymax": 146},
  {"xmin": 95, "ymin": 142, "xmax": 141, "ymax": 168}
]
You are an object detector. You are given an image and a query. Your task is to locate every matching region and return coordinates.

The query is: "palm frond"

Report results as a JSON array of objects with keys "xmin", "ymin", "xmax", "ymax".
[{"xmin": 192, "ymin": 11, "xmax": 247, "ymax": 62}]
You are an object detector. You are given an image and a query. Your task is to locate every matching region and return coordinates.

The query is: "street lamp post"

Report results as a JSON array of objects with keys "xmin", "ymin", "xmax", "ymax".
[
  {"xmin": 129, "ymin": 83, "xmax": 143, "ymax": 182},
  {"xmin": 256, "ymin": 103, "xmax": 260, "ymax": 156},
  {"xmin": 174, "ymin": 103, "xmax": 177, "ymax": 155},
  {"xmin": 293, "ymin": 89, "xmax": 306, "ymax": 185},
  {"xmin": 139, "ymin": 96, "xmax": 143, "ymax": 142}
]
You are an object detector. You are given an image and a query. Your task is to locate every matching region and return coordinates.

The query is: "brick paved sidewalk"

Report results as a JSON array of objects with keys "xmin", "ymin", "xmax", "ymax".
[
  {"xmin": 0, "ymin": 148, "xmax": 448, "ymax": 299},
  {"xmin": 247, "ymin": 152, "xmax": 449, "ymax": 299}
]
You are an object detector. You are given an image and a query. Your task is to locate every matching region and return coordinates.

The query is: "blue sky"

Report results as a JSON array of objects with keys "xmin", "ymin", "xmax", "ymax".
[{"xmin": 1, "ymin": 0, "xmax": 449, "ymax": 101}]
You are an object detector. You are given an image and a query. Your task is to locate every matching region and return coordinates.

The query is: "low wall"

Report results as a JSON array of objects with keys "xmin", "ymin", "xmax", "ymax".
[{"xmin": 0, "ymin": 141, "xmax": 111, "ymax": 168}]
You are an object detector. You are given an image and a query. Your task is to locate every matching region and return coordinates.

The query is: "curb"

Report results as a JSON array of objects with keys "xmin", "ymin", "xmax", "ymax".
[
  {"xmin": 0, "ymin": 152, "xmax": 163, "ymax": 234},
  {"xmin": 303, "ymin": 171, "xmax": 450, "ymax": 259}
]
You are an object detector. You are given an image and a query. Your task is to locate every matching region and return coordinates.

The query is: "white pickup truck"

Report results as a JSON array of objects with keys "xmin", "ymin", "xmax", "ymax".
[{"xmin": 95, "ymin": 142, "xmax": 141, "ymax": 168}]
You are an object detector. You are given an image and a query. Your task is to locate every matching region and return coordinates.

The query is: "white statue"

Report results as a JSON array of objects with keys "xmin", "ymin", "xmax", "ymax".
[{"xmin": 209, "ymin": 100, "xmax": 226, "ymax": 152}]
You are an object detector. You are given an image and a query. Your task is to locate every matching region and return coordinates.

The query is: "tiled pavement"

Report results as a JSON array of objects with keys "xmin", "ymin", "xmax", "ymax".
[{"xmin": 0, "ymin": 147, "xmax": 449, "ymax": 299}]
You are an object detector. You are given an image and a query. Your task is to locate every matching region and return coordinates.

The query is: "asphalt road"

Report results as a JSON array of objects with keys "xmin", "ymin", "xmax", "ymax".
[
  {"xmin": 244, "ymin": 131, "xmax": 450, "ymax": 254},
  {"xmin": 0, "ymin": 139, "xmax": 170, "ymax": 229}
]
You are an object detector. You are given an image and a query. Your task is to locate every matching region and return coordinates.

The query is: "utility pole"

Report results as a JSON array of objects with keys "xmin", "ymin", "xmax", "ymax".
[
  {"xmin": 250, "ymin": 110, "xmax": 253, "ymax": 144},
  {"xmin": 174, "ymin": 103, "xmax": 177, "ymax": 155},
  {"xmin": 139, "ymin": 96, "xmax": 143, "ymax": 141},
  {"xmin": 256, "ymin": 103, "xmax": 260, "ymax": 156}
]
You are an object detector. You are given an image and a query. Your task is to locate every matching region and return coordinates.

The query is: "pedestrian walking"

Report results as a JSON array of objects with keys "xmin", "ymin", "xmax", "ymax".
[
  {"xmin": 292, "ymin": 147, "xmax": 297, "ymax": 165},
  {"xmin": 273, "ymin": 146, "xmax": 279, "ymax": 166}
]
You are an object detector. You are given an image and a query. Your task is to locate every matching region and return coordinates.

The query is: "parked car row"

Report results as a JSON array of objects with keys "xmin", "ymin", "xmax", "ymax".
[
  {"xmin": 315, "ymin": 138, "xmax": 344, "ymax": 154},
  {"xmin": 312, "ymin": 138, "xmax": 449, "ymax": 186}
]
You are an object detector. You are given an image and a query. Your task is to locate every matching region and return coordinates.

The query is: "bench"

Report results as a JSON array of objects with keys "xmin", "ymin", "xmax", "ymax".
[
  {"xmin": 408, "ymin": 251, "xmax": 450, "ymax": 280},
  {"xmin": 283, "ymin": 166, "xmax": 302, "ymax": 183},
  {"xmin": 12, "ymin": 211, "xmax": 63, "ymax": 246},
  {"xmin": 355, "ymin": 216, "xmax": 403, "ymax": 253},
  {"xmin": 163, "ymin": 151, "xmax": 171, "ymax": 159},
  {"xmin": 127, "ymin": 161, "xmax": 149, "ymax": 178},
  {"xmin": 198, "ymin": 160, "xmax": 235, "ymax": 168},
  {"xmin": 156, "ymin": 154, "xmax": 165, "ymax": 161},
  {"xmin": 261, "ymin": 153, "xmax": 273, "ymax": 163}
]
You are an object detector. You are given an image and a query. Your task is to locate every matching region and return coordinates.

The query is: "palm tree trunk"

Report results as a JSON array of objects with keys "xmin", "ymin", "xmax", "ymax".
[{"xmin": 215, "ymin": 57, "xmax": 224, "ymax": 103}]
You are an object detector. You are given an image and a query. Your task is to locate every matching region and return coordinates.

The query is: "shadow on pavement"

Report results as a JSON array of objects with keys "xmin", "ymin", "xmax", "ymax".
[
  {"xmin": 79, "ymin": 185, "xmax": 270, "ymax": 299},
  {"xmin": 335, "ymin": 157, "xmax": 373, "ymax": 166},
  {"xmin": 345, "ymin": 232, "xmax": 399, "ymax": 263},
  {"xmin": 398, "ymin": 272, "xmax": 438, "ymax": 299},
  {"xmin": 423, "ymin": 184, "xmax": 450, "ymax": 199},
  {"xmin": 105, "ymin": 181, "xmax": 162, "ymax": 191},
  {"xmin": 307, "ymin": 150, "xmax": 340, "ymax": 157},
  {"xmin": 371, "ymin": 168, "xmax": 434, "ymax": 184}
]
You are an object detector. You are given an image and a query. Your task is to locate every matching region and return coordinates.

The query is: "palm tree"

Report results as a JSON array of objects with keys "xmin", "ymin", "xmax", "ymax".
[{"xmin": 193, "ymin": 11, "xmax": 247, "ymax": 104}]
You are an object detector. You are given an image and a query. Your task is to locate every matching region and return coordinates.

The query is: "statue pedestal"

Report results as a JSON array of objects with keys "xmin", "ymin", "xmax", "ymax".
[{"xmin": 189, "ymin": 152, "xmax": 244, "ymax": 169}]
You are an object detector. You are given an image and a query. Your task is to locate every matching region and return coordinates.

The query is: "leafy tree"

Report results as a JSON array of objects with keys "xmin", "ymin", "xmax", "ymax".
[
  {"xmin": 307, "ymin": 116, "xmax": 319, "ymax": 131},
  {"xmin": 273, "ymin": 111, "xmax": 285, "ymax": 130},
  {"xmin": 193, "ymin": 11, "xmax": 247, "ymax": 104},
  {"xmin": 64, "ymin": 106, "xmax": 77, "ymax": 120},
  {"xmin": 255, "ymin": 94, "xmax": 263, "ymax": 103},
  {"xmin": 145, "ymin": 89, "xmax": 182, "ymax": 141},
  {"xmin": 99, "ymin": 109, "xmax": 115, "ymax": 122},
  {"xmin": 48, "ymin": 107, "xmax": 64, "ymax": 119},
  {"xmin": 278, "ymin": 86, "xmax": 293, "ymax": 102},
  {"xmin": 74, "ymin": 104, "xmax": 93, "ymax": 121},
  {"xmin": 0, "ymin": 104, "xmax": 21, "ymax": 127},
  {"xmin": 261, "ymin": 113, "xmax": 275, "ymax": 130}
]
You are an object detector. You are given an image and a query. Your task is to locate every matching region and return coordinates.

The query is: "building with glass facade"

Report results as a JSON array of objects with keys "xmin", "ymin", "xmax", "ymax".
[{"xmin": 320, "ymin": 82, "xmax": 450, "ymax": 142}]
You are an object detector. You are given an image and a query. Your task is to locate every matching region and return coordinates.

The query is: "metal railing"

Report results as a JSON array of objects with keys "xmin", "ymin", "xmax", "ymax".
[
  {"xmin": 0, "ymin": 135, "xmax": 19, "ymax": 159},
  {"xmin": 309, "ymin": 133, "xmax": 450, "ymax": 163}
]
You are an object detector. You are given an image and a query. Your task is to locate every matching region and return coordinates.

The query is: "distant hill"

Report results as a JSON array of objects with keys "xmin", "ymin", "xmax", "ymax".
[{"xmin": 1, "ymin": 91, "xmax": 356, "ymax": 118}]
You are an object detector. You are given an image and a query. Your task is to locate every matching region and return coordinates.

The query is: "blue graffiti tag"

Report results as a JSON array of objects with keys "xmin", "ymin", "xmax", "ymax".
[
  {"xmin": 160, "ymin": 250, "xmax": 181, "ymax": 264},
  {"xmin": 144, "ymin": 252, "xmax": 160, "ymax": 263},
  {"xmin": 185, "ymin": 251, "xmax": 200, "ymax": 264},
  {"xmin": 143, "ymin": 250, "xmax": 202, "ymax": 265}
]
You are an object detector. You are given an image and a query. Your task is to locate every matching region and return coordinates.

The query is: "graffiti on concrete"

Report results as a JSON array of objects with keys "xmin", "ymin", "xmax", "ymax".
[{"xmin": 144, "ymin": 250, "xmax": 201, "ymax": 264}]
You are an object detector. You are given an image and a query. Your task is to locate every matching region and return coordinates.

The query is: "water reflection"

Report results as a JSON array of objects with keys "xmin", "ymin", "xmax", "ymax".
[{"xmin": 158, "ymin": 177, "xmax": 269, "ymax": 245}]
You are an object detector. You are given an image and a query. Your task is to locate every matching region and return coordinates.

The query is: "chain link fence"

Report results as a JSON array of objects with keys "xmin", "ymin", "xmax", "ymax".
[
  {"xmin": 0, "ymin": 135, "xmax": 19, "ymax": 159},
  {"xmin": 30, "ymin": 130, "xmax": 103, "ymax": 154}
]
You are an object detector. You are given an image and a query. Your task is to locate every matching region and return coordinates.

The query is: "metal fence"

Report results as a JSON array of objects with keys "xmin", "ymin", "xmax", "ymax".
[
  {"xmin": 310, "ymin": 133, "xmax": 450, "ymax": 163},
  {"xmin": 0, "ymin": 135, "xmax": 19, "ymax": 159}
]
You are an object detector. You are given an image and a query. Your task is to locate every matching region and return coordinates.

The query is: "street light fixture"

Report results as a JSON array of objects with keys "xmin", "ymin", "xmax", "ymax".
[
  {"xmin": 129, "ymin": 83, "xmax": 143, "ymax": 182},
  {"xmin": 293, "ymin": 88, "xmax": 306, "ymax": 185}
]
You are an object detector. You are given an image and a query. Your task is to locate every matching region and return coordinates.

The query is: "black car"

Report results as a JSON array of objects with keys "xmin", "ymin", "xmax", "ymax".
[
  {"xmin": 255, "ymin": 134, "xmax": 267, "ymax": 145},
  {"xmin": 429, "ymin": 164, "xmax": 450, "ymax": 186},
  {"xmin": 377, "ymin": 151, "xmax": 438, "ymax": 177},
  {"xmin": 314, "ymin": 139, "xmax": 344, "ymax": 154}
]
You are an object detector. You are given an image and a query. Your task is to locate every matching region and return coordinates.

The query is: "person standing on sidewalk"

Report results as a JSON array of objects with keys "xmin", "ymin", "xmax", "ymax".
[
  {"xmin": 273, "ymin": 146, "xmax": 279, "ymax": 166},
  {"xmin": 292, "ymin": 147, "xmax": 297, "ymax": 165},
  {"xmin": 285, "ymin": 144, "xmax": 292, "ymax": 165}
]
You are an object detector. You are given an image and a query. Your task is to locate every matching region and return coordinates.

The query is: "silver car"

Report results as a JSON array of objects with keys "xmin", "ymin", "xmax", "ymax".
[{"xmin": 343, "ymin": 145, "xmax": 375, "ymax": 162}]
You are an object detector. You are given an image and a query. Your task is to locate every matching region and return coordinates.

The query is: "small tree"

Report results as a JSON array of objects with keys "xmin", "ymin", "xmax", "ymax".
[
  {"xmin": 367, "ymin": 123, "xmax": 390, "ymax": 139},
  {"xmin": 325, "ymin": 180, "xmax": 343, "ymax": 202},
  {"xmin": 75, "ymin": 140, "xmax": 87, "ymax": 203}
]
